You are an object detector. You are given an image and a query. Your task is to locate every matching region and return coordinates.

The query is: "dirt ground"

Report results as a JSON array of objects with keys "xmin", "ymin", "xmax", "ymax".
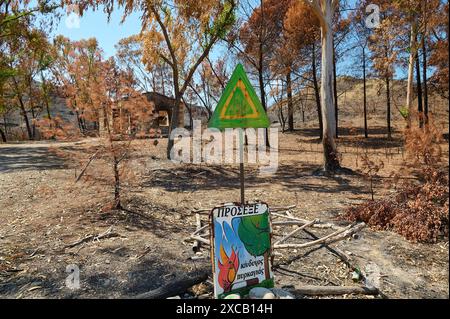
[{"xmin": 0, "ymin": 123, "xmax": 448, "ymax": 299}]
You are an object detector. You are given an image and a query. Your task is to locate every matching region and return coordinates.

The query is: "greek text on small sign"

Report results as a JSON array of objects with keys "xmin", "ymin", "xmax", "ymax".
[{"xmin": 211, "ymin": 202, "xmax": 274, "ymax": 298}]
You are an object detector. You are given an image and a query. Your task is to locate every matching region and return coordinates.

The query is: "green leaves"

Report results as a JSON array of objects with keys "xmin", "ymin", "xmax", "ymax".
[
  {"xmin": 399, "ymin": 106, "xmax": 409, "ymax": 119},
  {"xmin": 237, "ymin": 211, "xmax": 271, "ymax": 257},
  {"xmin": 0, "ymin": 69, "xmax": 17, "ymax": 83},
  {"xmin": 208, "ymin": 0, "xmax": 236, "ymax": 40}
]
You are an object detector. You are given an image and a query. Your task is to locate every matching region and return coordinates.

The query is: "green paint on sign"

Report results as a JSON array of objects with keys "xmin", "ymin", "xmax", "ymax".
[{"xmin": 208, "ymin": 64, "xmax": 270, "ymax": 129}]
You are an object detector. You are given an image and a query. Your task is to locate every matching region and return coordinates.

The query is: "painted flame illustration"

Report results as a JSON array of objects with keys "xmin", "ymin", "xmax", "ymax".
[{"xmin": 218, "ymin": 244, "xmax": 239, "ymax": 292}]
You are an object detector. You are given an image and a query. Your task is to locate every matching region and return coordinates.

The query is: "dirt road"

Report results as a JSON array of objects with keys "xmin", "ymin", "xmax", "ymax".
[{"xmin": 0, "ymin": 142, "xmax": 67, "ymax": 172}]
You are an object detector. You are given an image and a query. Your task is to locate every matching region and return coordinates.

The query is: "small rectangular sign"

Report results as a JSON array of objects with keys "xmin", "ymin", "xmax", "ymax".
[{"xmin": 210, "ymin": 202, "xmax": 274, "ymax": 298}]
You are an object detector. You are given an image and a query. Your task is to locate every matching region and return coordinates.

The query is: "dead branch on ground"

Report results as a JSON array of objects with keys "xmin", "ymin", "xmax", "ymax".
[
  {"xmin": 132, "ymin": 268, "xmax": 209, "ymax": 299},
  {"xmin": 75, "ymin": 149, "xmax": 100, "ymax": 182},
  {"xmin": 64, "ymin": 227, "xmax": 120, "ymax": 249},
  {"xmin": 290, "ymin": 285, "xmax": 379, "ymax": 296}
]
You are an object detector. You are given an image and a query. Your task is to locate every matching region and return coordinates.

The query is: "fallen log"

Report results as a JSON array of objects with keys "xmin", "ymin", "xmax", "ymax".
[
  {"xmin": 133, "ymin": 269, "xmax": 209, "ymax": 299},
  {"xmin": 274, "ymin": 219, "xmax": 318, "ymax": 245},
  {"xmin": 65, "ymin": 227, "xmax": 120, "ymax": 248},
  {"xmin": 192, "ymin": 224, "xmax": 209, "ymax": 236},
  {"xmin": 302, "ymin": 228, "xmax": 352, "ymax": 266},
  {"xmin": 189, "ymin": 235, "xmax": 210, "ymax": 245},
  {"xmin": 271, "ymin": 213, "xmax": 343, "ymax": 230},
  {"xmin": 274, "ymin": 223, "xmax": 365, "ymax": 250},
  {"xmin": 271, "ymin": 212, "xmax": 310, "ymax": 222},
  {"xmin": 272, "ymin": 220, "xmax": 343, "ymax": 230},
  {"xmin": 290, "ymin": 285, "xmax": 379, "ymax": 296}
]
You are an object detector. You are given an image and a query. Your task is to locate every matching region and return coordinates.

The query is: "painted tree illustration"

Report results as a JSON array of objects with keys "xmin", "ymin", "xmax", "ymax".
[{"xmin": 237, "ymin": 211, "xmax": 271, "ymax": 281}]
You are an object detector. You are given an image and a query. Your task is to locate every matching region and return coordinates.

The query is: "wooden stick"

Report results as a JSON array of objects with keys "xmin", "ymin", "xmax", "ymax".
[
  {"xmin": 290, "ymin": 285, "xmax": 379, "ymax": 296},
  {"xmin": 309, "ymin": 223, "xmax": 345, "ymax": 230},
  {"xmin": 191, "ymin": 208, "xmax": 212, "ymax": 214},
  {"xmin": 285, "ymin": 210, "xmax": 295, "ymax": 229},
  {"xmin": 192, "ymin": 224, "xmax": 208, "ymax": 236},
  {"xmin": 302, "ymin": 228, "xmax": 352, "ymax": 266},
  {"xmin": 137, "ymin": 247, "xmax": 152, "ymax": 260},
  {"xmin": 272, "ymin": 251, "xmax": 284, "ymax": 257},
  {"xmin": 271, "ymin": 212, "xmax": 314, "ymax": 224},
  {"xmin": 272, "ymin": 212, "xmax": 344, "ymax": 230},
  {"xmin": 274, "ymin": 219, "xmax": 318, "ymax": 245},
  {"xmin": 272, "ymin": 220, "xmax": 342, "ymax": 230},
  {"xmin": 132, "ymin": 268, "xmax": 209, "ymax": 299},
  {"xmin": 65, "ymin": 227, "xmax": 120, "ymax": 248},
  {"xmin": 274, "ymin": 223, "xmax": 365, "ymax": 250},
  {"xmin": 189, "ymin": 235, "xmax": 210, "ymax": 245},
  {"xmin": 272, "ymin": 220, "xmax": 310, "ymax": 226},
  {"xmin": 75, "ymin": 149, "xmax": 100, "ymax": 183},
  {"xmin": 285, "ymin": 210, "xmax": 294, "ymax": 217}
]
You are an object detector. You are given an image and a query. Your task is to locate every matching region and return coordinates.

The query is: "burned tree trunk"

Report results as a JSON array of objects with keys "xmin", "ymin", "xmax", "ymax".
[
  {"xmin": 385, "ymin": 75, "xmax": 392, "ymax": 139},
  {"xmin": 405, "ymin": 21, "xmax": 418, "ymax": 128},
  {"xmin": 363, "ymin": 46, "xmax": 368, "ymax": 138},
  {"xmin": 113, "ymin": 159, "xmax": 121, "ymax": 209},
  {"xmin": 422, "ymin": 33, "xmax": 429, "ymax": 125},
  {"xmin": 286, "ymin": 71, "xmax": 294, "ymax": 132},
  {"xmin": 166, "ymin": 81, "xmax": 183, "ymax": 159},
  {"xmin": 0, "ymin": 127, "xmax": 6, "ymax": 142},
  {"xmin": 415, "ymin": 41, "xmax": 423, "ymax": 128}
]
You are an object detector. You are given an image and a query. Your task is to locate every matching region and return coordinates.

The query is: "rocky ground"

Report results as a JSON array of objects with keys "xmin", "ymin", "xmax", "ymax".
[{"xmin": 0, "ymin": 124, "xmax": 448, "ymax": 299}]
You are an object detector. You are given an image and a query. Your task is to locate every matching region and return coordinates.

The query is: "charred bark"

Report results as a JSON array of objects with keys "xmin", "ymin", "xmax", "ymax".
[
  {"xmin": 286, "ymin": 71, "xmax": 294, "ymax": 132},
  {"xmin": 363, "ymin": 47, "xmax": 368, "ymax": 138}
]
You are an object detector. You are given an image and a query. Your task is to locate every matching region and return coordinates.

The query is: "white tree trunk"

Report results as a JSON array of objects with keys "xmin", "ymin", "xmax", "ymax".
[{"xmin": 320, "ymin": 0, "xmax": 339, "ymax": 171}]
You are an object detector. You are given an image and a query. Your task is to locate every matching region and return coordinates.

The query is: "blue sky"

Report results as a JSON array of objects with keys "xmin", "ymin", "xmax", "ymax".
[
  {"xmin": 52, "ymin": 7, "xmax": 143, "ymax": 58},
  {"xmin": 48, "ymin": 1, "xmax": 409, "ymax": 98},
  {"xmin": 48, "ymin": 4, "xmax": 370, "ymax": 105},
  {"xmin": 49, "ymin": 2, "xmax": 383, "ymax": 75}
]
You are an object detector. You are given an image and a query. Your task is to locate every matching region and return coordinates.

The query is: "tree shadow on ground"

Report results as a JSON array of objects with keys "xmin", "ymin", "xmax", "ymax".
[
  {"xmin": 0, "ymin": 145, "xmax": 75, "ymax": 172},
  {"xmin": 122, "ymin": 251, "xmax": 208, "ymax": 296},
  {"xmin": 285, "ymin": 126, "xmax": 398, "ymax": 139},
  {"xmin": 337, "ymin": 136, "xmax": 404, "ymax": 150},
  {"xmin": 89, "ymin": 201, "xmax": 186, "ymax": 239},
  {"xmin": 283, "ymin": 127, "xmax": 404, "ymax": 151},
  {"xmin": 0, "ymin": 272, "xmax": 62, "ymax": 298},
  {"xmin": 140, "ymin": 163, "xmax": 367, "ymax": 196}
]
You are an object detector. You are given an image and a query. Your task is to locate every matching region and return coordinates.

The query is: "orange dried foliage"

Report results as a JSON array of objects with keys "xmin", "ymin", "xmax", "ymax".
[
  {"xmin": 343, "ymin": 118, "xmax": 448, "ymax": 243},
  {"xmin": 34, "ymin": 116, "xmax": 80, "ymax": 141}
]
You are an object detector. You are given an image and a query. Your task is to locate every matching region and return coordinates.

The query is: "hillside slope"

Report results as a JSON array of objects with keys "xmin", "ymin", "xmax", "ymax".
[{"xmin": 268, "ymin": 77, "xmax": 449, "ymax": 133}]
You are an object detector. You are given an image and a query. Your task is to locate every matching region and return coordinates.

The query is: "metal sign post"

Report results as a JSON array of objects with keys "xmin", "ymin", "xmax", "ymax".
[
  {"xmin": 208, "ymin": 63, "xmax": 273, "ymax": 298},
  {"xmin": 239, "ymin": 128, "xmax": 245, "ymax": 205},
  {"xmin": 208, "ymin": 63, "xmax": 270, "ymax": 204}
]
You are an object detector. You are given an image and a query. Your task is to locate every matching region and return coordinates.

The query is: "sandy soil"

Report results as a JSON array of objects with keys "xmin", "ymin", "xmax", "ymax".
[{"xmin": 0, "ymin": 124, "xmax": 448, "ymax": 299}]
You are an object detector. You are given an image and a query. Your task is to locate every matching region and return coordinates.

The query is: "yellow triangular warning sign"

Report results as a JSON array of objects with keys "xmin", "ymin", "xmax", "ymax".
[{"xmin": 208, "ymin": 64, "xmax": 270, "ymax": 129}]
